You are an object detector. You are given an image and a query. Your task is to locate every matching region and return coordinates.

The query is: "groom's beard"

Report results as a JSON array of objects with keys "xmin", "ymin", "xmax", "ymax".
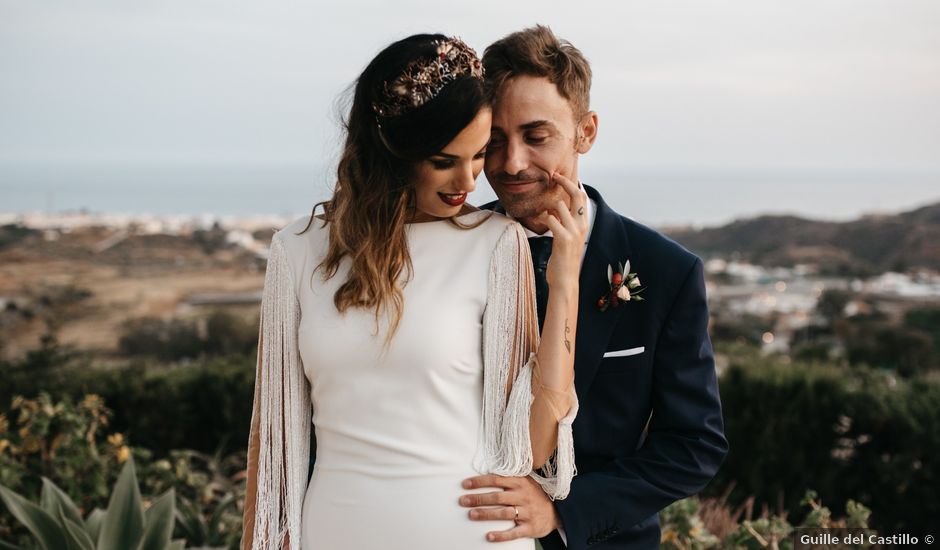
[{"xmin": 490, "ymin": 170, "xmax": 562, "ymax": 220}]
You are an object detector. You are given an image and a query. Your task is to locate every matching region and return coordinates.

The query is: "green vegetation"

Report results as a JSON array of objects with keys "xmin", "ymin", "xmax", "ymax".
[
  {"xmin": 660, "ymin": 489, "xmax": 871, "ymax": 550},
  {"xmin": 710, "ymin": 343, "xmax": 938, "ymax": 533},
  {"xmin": 0, "ymin": 457, "xmax": 181, "ymax": 550},
  {"xmin": 118, "ymin": 311, "xmax": 258, "ymax": 362},
  {"xmin": 0, "ymin": 394, "xmax": 243, "ymax": 549},
  {"xmin": 1, "ymin": 292, "xmax": 937, "ymax": 545}
]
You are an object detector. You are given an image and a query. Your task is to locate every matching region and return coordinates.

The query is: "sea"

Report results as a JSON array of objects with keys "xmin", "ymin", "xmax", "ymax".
[{"xmin": 2, "ymin": 161, "xmax": 938, "ymax": 229}]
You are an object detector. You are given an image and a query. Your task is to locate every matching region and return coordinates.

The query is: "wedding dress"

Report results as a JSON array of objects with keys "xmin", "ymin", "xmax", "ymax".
[{"xmin": 243, "ymin": 210, "xmax": 577, "ymax": 549}]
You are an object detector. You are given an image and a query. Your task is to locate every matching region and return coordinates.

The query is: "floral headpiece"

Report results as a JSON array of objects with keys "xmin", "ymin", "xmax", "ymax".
[{"xmin": 372, "ymin": 38, "xmax": 484, "ymax": 119}]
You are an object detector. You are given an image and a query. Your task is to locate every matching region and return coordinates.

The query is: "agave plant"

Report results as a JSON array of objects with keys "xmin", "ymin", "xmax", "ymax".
[{"xmin": 0, "ymin": 456, "xmax": 185, "ymax": 550}]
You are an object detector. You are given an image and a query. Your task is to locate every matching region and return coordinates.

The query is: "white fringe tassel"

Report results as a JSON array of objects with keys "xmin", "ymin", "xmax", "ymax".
[
  {"xmin": 474, "ymin": 223, "xmax": 578, "ymax": 501},
  {"xmin": 248, "ymin": 235, "xmax": 312, "ymax": 549}
]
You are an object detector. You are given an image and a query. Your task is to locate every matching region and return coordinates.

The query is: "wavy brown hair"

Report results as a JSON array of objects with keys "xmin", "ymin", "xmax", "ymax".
[
  {"xmin": 298, "ymin": 34, "xmax": 490, "ymax": 343},
  {"xmin": 482, "ymin": 24, "xmax": 593, "ymax": 117}
]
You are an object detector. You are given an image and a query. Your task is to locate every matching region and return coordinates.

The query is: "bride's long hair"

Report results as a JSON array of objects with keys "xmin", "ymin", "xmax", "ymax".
[{"xmin": 298, "ymin": 34, "xmax": 489, "ymax": 343}]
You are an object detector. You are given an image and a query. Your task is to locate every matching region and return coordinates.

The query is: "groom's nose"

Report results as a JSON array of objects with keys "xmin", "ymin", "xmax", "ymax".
[{"xmin": 503, "ymin": 138, "xmax": 528, "ymax": 175}]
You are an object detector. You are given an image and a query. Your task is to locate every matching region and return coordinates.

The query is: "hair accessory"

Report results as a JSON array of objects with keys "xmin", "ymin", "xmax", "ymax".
[{"xmin": 372, "ymin": 38, "xmax": 484, "ymax": 119}]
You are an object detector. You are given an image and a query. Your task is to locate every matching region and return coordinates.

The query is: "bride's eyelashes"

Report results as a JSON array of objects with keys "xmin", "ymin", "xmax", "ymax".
[{"xmin": 429, "ymin": 151, "xmax": 486, "ymax": 171}]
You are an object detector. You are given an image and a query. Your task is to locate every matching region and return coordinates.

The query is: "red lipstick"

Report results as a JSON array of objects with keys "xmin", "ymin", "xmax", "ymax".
[{"xmin": 438, "ymin": 192, "xmax": 467, "ymax": 206}]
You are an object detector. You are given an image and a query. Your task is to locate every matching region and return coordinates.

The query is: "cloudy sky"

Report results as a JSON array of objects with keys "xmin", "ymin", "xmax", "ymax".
[{"xmin": 2, "ymin": 0, "xmax": 938, "ymax": 225}]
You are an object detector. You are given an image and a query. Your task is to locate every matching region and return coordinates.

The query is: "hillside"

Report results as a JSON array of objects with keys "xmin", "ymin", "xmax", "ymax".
[{"xmin": 665, "ymin": 202, "xmax": 940, "ymax": 274}]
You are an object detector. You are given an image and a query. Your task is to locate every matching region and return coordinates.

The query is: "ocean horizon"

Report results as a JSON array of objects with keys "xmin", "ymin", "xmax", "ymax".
[{"xmin": 2, "ymin": 161, "xmax": 938, "ymax": 229}]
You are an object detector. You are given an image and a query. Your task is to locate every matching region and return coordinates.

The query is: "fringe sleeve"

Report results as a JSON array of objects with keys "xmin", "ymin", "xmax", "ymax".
[
  {"xmin": 242, "ymin": 234, "xmax": 312, "ymax": 549},
  {"xmin": 474, "ymin": 222, "xmax": 578, "ymax": 500}
]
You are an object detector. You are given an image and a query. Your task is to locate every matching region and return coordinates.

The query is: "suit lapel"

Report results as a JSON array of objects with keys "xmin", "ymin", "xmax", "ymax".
[{"xmin": 573, "ymin": 186, "xmax": 632, "ymax": 399}]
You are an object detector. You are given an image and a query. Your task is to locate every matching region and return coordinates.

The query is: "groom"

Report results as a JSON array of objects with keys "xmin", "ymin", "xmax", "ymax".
[{"xmin": 460, "ymin": 26, "xmax": 729, "ymax": 549}]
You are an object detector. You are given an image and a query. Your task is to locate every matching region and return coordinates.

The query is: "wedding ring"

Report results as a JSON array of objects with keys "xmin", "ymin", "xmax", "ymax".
[{"xmin": 513, "ymin": 506, "xmax": 520, "ymax": 521}]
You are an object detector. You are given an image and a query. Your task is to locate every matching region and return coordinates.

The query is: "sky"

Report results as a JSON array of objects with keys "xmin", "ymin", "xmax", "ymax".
[{"xmin": 1, "ymin": 0, "xmax": 939, "ymax": 225}]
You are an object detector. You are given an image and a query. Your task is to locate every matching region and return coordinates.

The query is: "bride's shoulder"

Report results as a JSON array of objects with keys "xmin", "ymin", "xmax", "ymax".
[
  {"xmin": 477, "ymin": 210, "xmax": 527, "ymax": 239},
  {"xmin": 465, "ymin": 209, "xmax": 517, "ymax": 232},
  {"xmin": 269, "ymin": 214, "xmax": 330, "ymax": 262},
  {"xmin": 276, "ymin": 214, "xmax": 328, "ymax": 241},
  {"xmin": 463, "ymin": 211, "xmax": 531, "ymax": 255}
]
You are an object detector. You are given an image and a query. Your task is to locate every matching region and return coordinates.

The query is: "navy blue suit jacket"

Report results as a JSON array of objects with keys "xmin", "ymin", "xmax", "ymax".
[{"xmin": 482, "ymin": 185, "xmax": 729, "ymax": 549}]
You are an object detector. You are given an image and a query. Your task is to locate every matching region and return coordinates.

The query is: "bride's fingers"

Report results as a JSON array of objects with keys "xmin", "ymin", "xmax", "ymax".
[
  {"xmin": 541, "ymin": 211, "xmax": 566, "ymax": 238},
  {"xmin": 551, "ymin": 172, "xmax": 584, "ymax": 215},
  {"xmin": 550, "ymin": 173, "xmax": 588, "ymax": 238},
  {"xmin": 548, "ymin": 200, "xmax": 582, "ymax": 254},
  {"xmin": 554, "ymin": 199, "xmax": 578, "ymax": 237}
]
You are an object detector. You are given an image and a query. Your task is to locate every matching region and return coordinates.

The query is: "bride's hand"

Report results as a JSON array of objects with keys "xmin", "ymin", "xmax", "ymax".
[{"xmin": 542, "ymin": 172, "xmax": 589, "ymax": 293}]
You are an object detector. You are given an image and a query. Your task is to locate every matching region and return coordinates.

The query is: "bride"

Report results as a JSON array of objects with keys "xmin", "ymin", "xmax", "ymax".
[{"xmin": 241, "ymin": 34, "xmax": 588, "ymax": 549}]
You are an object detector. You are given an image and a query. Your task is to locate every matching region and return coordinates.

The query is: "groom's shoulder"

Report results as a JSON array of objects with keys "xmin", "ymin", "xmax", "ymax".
[
  {"xmin": 629, "ymin": 217, "xmax": 698, "ymax": 263},
  {"xmin": 600, "ymin": 200, "xmax": 701, "ymax": 277}
]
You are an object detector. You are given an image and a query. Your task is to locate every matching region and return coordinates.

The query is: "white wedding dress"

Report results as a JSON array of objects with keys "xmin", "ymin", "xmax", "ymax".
[{"xmin": 243, "ymin": 210, "xmax": 577, "ymax": 550}]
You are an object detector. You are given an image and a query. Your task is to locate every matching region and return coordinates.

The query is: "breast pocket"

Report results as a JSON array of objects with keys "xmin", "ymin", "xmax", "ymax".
[{"xmin": 599, "ymin": 346, "xmax": 647, "ymax": 373}]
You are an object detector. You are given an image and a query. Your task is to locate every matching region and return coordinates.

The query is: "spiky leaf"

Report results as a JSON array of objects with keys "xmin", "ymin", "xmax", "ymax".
[
  {"xmin": 84, "ymin": 509, "xmax": 105, "ymax": 544},
  {"xmin": 136, "ymin": 489, "xmax": 175, "ymax": 550},
  {"xmin": 0, "ymin": 484, "xmax": 68, "ymax": 550},
  {"xmin": 96, "ymin": 458, "xmax": 145, "ymax": 550},
  {"xmin": 41, "ymin": 478, "xmax": 84, "ymax": 527},
  {"xmin": 58, "ymin": 505, "xmax": 95, "ymax": 550}
]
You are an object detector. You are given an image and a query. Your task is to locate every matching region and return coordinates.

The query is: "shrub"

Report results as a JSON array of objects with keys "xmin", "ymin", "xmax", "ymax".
[
  {"xmin": 0, "ymin": 394, "xmax": 246, "ymax": 549},
  {"xmin": 1, "ymin": 356, "xmax": 256, "ymax": 457},
  {"xmin": 661, "ymin": 489, "xmax": 871, "ymax": 549},
  {"xmin": 118, "ymin": 318, "xmax": 204, "ymax": 362},
  {"xmin": 712, "ymin": 348, "xmax": 939, "ymax": 533},
  {"xmin": 0, "ymin": 456, "xmax": 183, "ymax": 549},
  {"xmin": 118, "ymin": 312, "xmax": 258, "ymax": 362}
]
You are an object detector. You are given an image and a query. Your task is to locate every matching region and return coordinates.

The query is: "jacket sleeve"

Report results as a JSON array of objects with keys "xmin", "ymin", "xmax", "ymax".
[
  {"xmin": 475, "ymin": 222, "xmax": 579, "ymax": 500},
  {"xmin": 554, "ymin": 257, "xmax": 729, "ymax": 549},
  {"xmin": 242, "ymin": 234, "xmax": 313, "ymax": 550}
]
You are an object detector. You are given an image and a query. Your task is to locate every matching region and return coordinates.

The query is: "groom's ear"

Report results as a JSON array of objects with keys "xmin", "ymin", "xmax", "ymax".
[{"xmin": 576, "ymin": 111, "xmax": 599, "ymax": 154}]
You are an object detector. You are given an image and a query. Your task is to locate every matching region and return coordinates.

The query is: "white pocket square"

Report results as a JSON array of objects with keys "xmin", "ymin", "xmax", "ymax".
[{"xmin": 603, "ymin": 346, "xmax": 645, "ymax": 358}]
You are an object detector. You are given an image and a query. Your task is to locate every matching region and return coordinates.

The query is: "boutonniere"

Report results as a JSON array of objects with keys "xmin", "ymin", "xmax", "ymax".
[{"xmin": 598, "ymin": 260, "xmax": 644, "ymax": 311}]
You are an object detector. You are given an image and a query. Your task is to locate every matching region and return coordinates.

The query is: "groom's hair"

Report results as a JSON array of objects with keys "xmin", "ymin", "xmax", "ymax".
[{"xmin": 482, "ymin": 25, "xmax": 592, "ymax": 117}]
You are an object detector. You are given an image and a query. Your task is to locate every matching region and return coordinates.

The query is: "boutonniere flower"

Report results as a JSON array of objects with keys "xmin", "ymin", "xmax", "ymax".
[{"xmin": 598, "ymin": 260, "xmax": 644, "ymax": 312}]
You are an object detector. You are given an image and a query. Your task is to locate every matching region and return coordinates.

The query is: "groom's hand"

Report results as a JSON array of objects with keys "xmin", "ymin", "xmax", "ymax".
[{"xmin": 459, "ymin": 474, "xmax": 561, "ymax": 542}]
